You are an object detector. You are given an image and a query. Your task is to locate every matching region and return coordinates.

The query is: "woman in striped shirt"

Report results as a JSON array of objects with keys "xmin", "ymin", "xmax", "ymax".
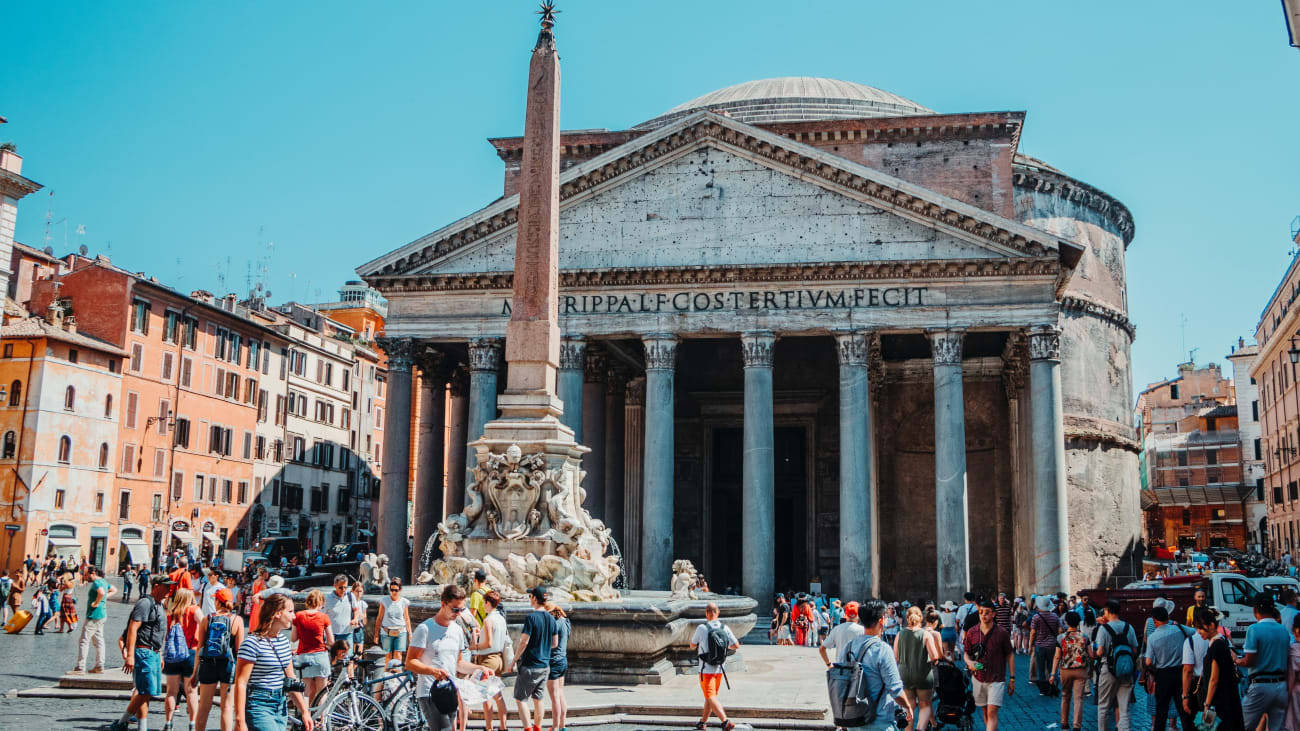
[{"xmin": 234, "ymin": 593, "xmax": 312, "ymax": 731}]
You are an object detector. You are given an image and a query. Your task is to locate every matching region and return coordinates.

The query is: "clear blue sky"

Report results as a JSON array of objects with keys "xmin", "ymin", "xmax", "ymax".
[{"xmin": 3, "ymin": 1, "xmax": 1298, "ymax": 398}]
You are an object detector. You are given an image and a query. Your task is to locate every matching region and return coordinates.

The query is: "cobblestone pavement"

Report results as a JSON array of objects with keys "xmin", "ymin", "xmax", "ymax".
[{"xmin": 0, "ymin": 586, "xmax": 1163, "ymax": 730}]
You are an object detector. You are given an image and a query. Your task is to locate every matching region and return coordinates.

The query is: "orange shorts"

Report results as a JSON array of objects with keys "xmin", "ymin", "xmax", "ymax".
[{"xmin": 699, "ymin": 673, "xmax": 722, "ymax": 698}]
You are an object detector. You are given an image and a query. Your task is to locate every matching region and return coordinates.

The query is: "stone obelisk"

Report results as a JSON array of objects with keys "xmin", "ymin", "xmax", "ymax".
[{"xmin": 456, "ymin": 3, "xmax": 592, "ymax": 563}]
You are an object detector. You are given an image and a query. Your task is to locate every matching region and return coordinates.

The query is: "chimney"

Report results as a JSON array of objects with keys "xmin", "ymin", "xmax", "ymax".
[
  {"xmin": 190, "ymin": 290, "xmax": 214, "ymax": 304},
  {"xmin": 0, "ymin": 146, "xmax": 22, "ymax": 175},
  {"xmin": 63, "ymin": 314, "xmax": 77, "ymax": 334},
  {"xmin": 43, "ymin": 301, "xmax": 62, "ymax": 326}
]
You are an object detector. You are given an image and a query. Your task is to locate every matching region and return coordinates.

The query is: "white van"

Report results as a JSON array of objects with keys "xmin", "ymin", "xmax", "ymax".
[{"xmin": 1252, "ymin": 575, "xmax": 1300, "ymax": 602}]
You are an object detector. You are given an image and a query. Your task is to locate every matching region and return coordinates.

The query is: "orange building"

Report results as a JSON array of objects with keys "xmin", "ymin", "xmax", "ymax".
[
  {"xmin": 0, "ymin": 304, "xmax": 125, "ymax": 573},
  {"xmin": 30, "ymin": 259, "xmax": 291, "ymax": 570}
]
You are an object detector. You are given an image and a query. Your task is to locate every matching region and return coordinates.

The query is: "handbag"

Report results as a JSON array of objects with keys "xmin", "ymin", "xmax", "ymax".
[
  {"xmin": 429, "ymin": 678, "xmax": 459, "ymax": 715},
  {"xmin": 1194, "ymin": 708, "xmax": 1219, "ymax": 731}
]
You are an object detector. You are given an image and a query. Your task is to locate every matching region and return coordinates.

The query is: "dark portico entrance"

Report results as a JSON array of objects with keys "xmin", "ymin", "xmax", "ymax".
[{"xmin": 707, "ymin": 425, "xmax": 808, "ymax": 594}]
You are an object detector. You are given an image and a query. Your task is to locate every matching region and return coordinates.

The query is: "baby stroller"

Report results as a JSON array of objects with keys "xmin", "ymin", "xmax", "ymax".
[{"xmin": 930, "ymin": 659, "xmax": 976, "ymax": 730}]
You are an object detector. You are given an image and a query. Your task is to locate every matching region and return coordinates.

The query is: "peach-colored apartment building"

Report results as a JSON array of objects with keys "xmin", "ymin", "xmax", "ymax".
[
  {"xmin": 0, "ymin": 304, "xmax": 125, "ymax": 573},
  {"xmin": 31, "ymin": 259, "xmax": 290, "ymax": 570}
]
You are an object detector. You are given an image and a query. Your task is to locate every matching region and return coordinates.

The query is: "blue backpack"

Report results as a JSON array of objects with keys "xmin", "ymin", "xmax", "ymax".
[
  {"xmin": 201, "ymin": 615, "xmax": 233, "ymax": 661},
  {"xmin": 163, "ymin": 621, "xmax": 190, "ymax": 663},
  {"xmin": 1102, "ymin": 621, "xmax": 1136, "ymax": 679}
]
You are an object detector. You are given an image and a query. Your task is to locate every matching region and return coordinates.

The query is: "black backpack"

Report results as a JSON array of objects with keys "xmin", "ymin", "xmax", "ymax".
[{"xmin": 703, "ymin": 624, "xmax": 730, "ymax": 667}]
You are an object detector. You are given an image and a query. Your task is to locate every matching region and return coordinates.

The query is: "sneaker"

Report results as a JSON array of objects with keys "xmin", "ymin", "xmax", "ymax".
[
  {"xmin": 89, "ymin": 666, "xmax": 104, "ymax": 674},
  {"xmin": 69, "ymin": 668, "xmax": 85, "ymax": 674},
  {"xmin": 108, "ymin": 722, "xmax": 128, "ymax": 731}
]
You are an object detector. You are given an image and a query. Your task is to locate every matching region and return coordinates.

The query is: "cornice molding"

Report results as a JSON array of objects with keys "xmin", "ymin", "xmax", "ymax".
[
  {"xmin": 1064, "ymin": 415, "xmax": 1141, "ymax": 453},
  {"xmin": 1060, "ymin": 295, "xmax": 1136, "ymax": 341},
  {"xmin": 1013, "ymin": 164, "xmax": 1135, "ymax": 247},
  {"xmin": 362, "ymin": 113, "xmax": 1068, "ymax": 279},
  {"xmin": 0, "ymin": 169, "xmax": 42, "ymax": 200},
  {"xmin": 368, "ymin": 257, "xmax": 1059, "ymax": 293}
]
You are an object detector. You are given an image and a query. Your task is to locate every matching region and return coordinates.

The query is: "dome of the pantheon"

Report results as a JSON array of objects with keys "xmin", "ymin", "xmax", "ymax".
[{"xmin": 634, "ymin": 77, "xmax": 934, "ymax": 130}]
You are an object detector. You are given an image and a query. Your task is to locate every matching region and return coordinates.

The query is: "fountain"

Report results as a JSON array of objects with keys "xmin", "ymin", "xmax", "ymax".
[{"xmin": 371, "ymin": 3, "xmax": 756, "ymax": 685}]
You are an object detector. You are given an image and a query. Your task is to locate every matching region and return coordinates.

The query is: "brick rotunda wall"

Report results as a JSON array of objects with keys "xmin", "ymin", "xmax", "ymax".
[{"xmin": 1014, "ymin": 163, "xmax": 1141, "ymax": 591}]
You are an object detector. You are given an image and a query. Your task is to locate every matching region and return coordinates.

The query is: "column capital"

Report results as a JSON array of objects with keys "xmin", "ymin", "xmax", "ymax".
[
  {"xmin": 376, "ymin": 337, "xmax": 417, "ymax": 371},
  {"xmin": 642, "ymin": 334, "xmax": 678, "ymax": 371},
  {"xmin": 927, "ymin": 329, "xmax": 965, "ymax": 366},
  {"xmin": 606, "ymin": 365, "xmax": 629, "ymax": 397},
  {"xmin": 626, "ymin": 376, "xmax": 646, "ymax": 406},
  {"xmin": 740, "ymin": 330, "xmax": 776, "ymax": 368},
  {"xmin": 558, "ymin": 336, "xmax": 586, "ymax": 371},
  {"xmin": 833, "ymin": 329, "xmax": 870, "ymax": 367},
  {"xmin": 448, "ymin": 365, "xmax": 470, "ymax": 397},
  {"xmin": 584, "ymin": 347, "xmax": 608, "ymax": 383},
  {"xmin": 1028, "ymin": 324, "xmax": 1062, "ymax": 362},
  {"xmin": 414, "ymin": 345, "xmax": 445, "ymax": 380},
  {"xmin": 467, "ymin": 338, "xmax": 503, "ymax": 372}
]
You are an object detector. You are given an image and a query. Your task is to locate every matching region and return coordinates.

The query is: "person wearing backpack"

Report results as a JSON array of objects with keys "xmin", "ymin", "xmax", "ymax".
[
  {"xmin": 1051, "ymin": 611, "xmax": 1091, "ymax": 731},
  {"xmin": 110, "ymin": 576, "xmax": 173, "ymax": 731},
  {"xmin": 161, "ymin": 587, "xmax": 202, "ymax": 731},
  {"xmin": 190, "ymin": 587, "xmax": 244, "ymax": 731},
  {"xmin": 688, "ymin": 602, "xmax": 740, "ymax": 731},
  {"xmin": 1092, "ymin": 598, "xmax": 1138, "ymax": 731},
  {"xmin": 1143, "ymin": 606, "xmax": 1195, "ymax": 731},
  {"xmin": 843, "ymin": 599, "xmax": 915, "ymax": 730}
]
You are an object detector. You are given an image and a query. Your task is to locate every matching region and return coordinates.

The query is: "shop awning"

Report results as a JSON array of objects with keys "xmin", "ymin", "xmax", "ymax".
[
  {"xmin": 201, "ymin": 530, "xmax": 223, "ymax": 547},
  {"xmin": 121, "ymin": 539, "xmax": 153, "ymax": 567},
  {"xmin": 46, "ymin": 535, "xmax": 80, "ymax": 559},
  {"xmin": 170, "ymin": 529, "xmax": 199, "ymax": 546}
]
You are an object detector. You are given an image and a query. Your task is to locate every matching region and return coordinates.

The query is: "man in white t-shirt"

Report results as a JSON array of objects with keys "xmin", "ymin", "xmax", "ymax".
[
  {"xmin": 689, "ymin": 602, "xmax": 740, "ymax": 731},
  {"xmin": 323, "ymin": 573, "xmax": 360, "ymax": 650},
  {"xmin": 819, "ymin": 601, "xmax": 865, "ymax": 666},
  {"xmin": 406, "ymin": 584, "xmax": 495, "ymax": 731}
]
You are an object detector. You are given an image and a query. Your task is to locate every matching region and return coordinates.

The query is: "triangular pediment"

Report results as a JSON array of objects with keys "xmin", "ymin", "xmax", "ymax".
[{"xmin": 358, "ymin": 111, "xmax": 1076, "ymax": 281}]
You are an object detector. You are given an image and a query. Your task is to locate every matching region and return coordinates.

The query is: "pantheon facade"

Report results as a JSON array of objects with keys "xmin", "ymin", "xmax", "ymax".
[{"xmin": 359, "ymin": 77, "xmax": 1141, "ymax": 602}]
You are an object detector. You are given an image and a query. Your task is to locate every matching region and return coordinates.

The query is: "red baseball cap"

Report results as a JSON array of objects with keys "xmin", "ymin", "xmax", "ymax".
[
  {"xmin": 844, "ymin": 601, "xmax": 859, "ymax": 618},
  {"xmin": 214, "ymin": 588, "xmax": 233, "ymax": 605}
]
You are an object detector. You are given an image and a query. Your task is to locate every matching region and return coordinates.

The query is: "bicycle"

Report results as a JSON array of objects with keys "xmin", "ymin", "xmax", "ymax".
[{"xmin": 289, "ymin": 656, "xmax": 426, "ymax": 731}]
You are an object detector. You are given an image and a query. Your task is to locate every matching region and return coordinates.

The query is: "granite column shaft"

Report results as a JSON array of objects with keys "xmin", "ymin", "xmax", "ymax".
[
  {"xmin": 376, "ymin": 337, "xmax": 415, "ymax": 581},
  {"xmin": 835, "ymin": 330, "xmax": 874, "ymax": 600},
  {"xmin": 930, "ymin": 329, "xmax": 970, "ymax": 602},
  {"xmin": 445, "ymin": 369, "xmax": 469, "ymax": 515},
  {"xmin": 641, "ymin": 334, "xmax": 677, "ymax": 590},
  {"xmin": 604, "ymin": 373, "xmax": 627, "ymax": 550},
  {"xmin": 557, "ymin": 337, "xmax": 586, "ymax": 443},
  {"xmin": 411, "ymin": 355, "xmax": 445, "ymax": 578},
  {"xmin": 582, "ymin": 349, "xmax": 607, "ymax": 520},
  {"xmin": 1029, "ymin": 325, "xmax": 1070, "ymax": 593},
  {"xmin": 466, "ymin": 339, "xmax": 502, "ymax": 487},
  {"xmin": 741, "ymin": 331, "xmax": 775, "ymax": 618}
]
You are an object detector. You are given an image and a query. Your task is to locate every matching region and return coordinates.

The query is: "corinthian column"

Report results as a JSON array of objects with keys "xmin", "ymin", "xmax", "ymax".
[
  {"xmin": 411, "ymin": 349, "xmax": 445, "ymax": 578},
  {"xmin": 641, "ymin": 334, "xmax": 678, "ymax": 590},
  {"xmin": 557, "ymin": 337, "xmax": 586, "ymax": 442},
  {"xmin": 1029, "ymin": 324, "xmax": 1070, "ymax": 593},
  {"xmin": 445, "ymin": 367, "xmax": 469, "ymax": 515},
  {"xmin": 835, "ymin": 329, "xmax": 874, "ymax": 600},
  {"xmin": 465, "ymin": 338, "xmax": 501, "ymax": 489},
  {"xmin": 582, "ymin": 349, "xmax": 607, "ymax": 521},
  {"xmin": 741, "ymin": 331, "xmax": 775, "ymax": 618},
  {"xmin": 930, "ymin": 329, "xmax": 969, "ymax": 602},
  {"xmin": 375, "ymin": 336, "xmax": 415, "ymax": 580}
]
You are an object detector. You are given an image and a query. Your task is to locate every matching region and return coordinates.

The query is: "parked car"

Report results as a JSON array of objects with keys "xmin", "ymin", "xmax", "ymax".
[
  {"xmin": 324, "ymin": 542, "xmax": 370, "ymax": 563},
  {"xmin": 224, "ymin": 536, "xmax": 301, "ymax": 570}
]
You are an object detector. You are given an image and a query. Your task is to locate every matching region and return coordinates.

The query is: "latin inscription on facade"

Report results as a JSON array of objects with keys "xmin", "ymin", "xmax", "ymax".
[{"xmin": 500, "ymin": 286, "xmax": 928, "ymax": 316}]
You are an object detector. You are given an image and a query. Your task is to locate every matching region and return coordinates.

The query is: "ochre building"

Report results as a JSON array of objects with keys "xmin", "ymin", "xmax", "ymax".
[{"xmin": 360, "ymin": 77, "xmax": 1141, "ymax": 601}]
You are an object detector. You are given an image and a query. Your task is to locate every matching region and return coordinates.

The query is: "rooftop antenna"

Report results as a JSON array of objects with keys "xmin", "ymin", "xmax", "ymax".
[
  {"xmin": 1179, "ymin": 314, "xmax": 1189, "ymax": 362},
  {"xmin": 1188, "ymin": 347, "xmax": 1199, "ymax": 365}
]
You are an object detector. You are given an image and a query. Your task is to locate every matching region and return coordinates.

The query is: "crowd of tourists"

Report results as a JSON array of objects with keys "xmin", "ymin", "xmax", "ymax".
[{"xmin": 770, "ymin": 585, "xmax": 1300, "ymax": 731}]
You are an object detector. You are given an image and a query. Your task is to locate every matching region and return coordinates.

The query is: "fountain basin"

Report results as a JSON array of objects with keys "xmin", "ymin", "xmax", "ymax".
[{"xmin": 369, "ymin": 588, "xmax": 757, "ymax": 685}]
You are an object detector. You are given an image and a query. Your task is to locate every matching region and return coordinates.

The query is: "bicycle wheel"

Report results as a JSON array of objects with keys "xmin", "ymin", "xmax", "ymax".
[
  {"xmin": 387, "ymin": 688, "xmax": 425, "ymax": 731},
  {"xmin": 320, "ymin": 689, "xmax": 387, "ymax": 731}
]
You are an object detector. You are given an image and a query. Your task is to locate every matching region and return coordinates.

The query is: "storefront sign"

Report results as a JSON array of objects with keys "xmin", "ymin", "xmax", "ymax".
[
  {"xmin": 500, "ymin": 285, "xmax": 930, "ymax": 316},
  {"xmin": 170, "ymin": 520, "xmax": 190, "ymax": 533},
  {"xmin": 4, "ymin": 524, "xmax": 20, "ymax": 532},
  {"xmin": 201, "ymin": 521, "xmax": 216, "ymax": 533}
]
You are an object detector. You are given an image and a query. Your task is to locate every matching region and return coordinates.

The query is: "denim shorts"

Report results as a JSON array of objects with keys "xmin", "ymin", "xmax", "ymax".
[
  {"xmin": 133, "ymin": 648, "xmax": 163, "ymax": 697},
  {"xmin": 244, "ymin": 685, "xmax": 288, "ymax": 731},
  {"xmin": 379, "ymin": 630, "xmax": 408, "ymax": 653},
  {"xmin": 294, "ymin": 651, "xmax": 331, "ymax": 679}
]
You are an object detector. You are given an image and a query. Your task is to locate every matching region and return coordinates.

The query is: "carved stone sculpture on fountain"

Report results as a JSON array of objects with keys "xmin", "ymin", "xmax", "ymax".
[{"xmin": 424, "ymin": 443, "xmax": 620, "ymax": 601}]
